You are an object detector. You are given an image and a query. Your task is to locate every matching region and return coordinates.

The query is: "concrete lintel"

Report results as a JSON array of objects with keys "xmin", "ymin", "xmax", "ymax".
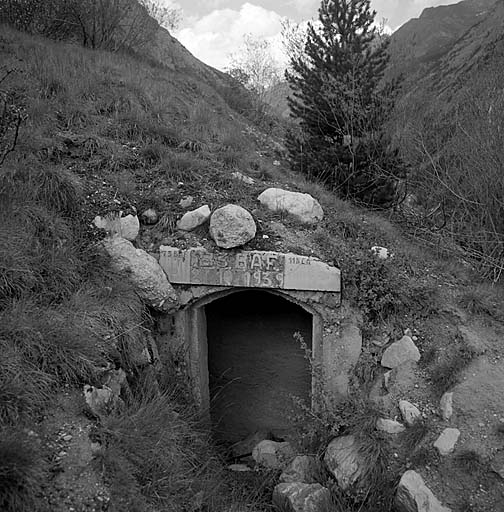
[{"xmin": 159, "ymin": 246, "xmax": 340, "ymax": 293}]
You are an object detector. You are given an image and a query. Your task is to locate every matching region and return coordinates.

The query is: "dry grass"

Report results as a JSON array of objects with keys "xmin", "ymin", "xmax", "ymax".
[{"xmin": 0, "ymin": 429, "xmax": 45, "ymax": 512}]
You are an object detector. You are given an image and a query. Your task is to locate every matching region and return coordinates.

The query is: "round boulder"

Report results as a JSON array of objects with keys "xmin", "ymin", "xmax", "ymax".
[{"xmin": 209, "ymin": 204, "xmax": 257, "ymax": 249}]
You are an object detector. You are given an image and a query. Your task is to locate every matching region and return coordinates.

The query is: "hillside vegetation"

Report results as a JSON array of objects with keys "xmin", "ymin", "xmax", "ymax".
[{"xmin": 1, "ymin": 5, "xmax": 504, "ymax": 512}]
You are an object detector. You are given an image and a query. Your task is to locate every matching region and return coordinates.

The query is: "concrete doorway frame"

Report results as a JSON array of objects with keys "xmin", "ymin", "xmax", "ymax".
[{"xmin": 185, "ymin": 287, "xmax": 324, "ymax": 415}]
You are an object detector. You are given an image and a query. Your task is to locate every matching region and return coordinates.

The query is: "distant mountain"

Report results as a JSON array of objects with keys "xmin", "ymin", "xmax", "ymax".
[{"xmin": 386, "ymin": 0, "xmax": 498, "ymax": 81}]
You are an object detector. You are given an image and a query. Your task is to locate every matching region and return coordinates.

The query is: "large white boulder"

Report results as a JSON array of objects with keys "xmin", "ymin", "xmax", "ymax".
[
  {"xmin": 324, "ymin": 435, "xmax": 364, "ymax": 490},
  {"xmin": 209, "ymin": 204, "xmax": 257, "ymax": 249},
  {"xmin": 273, "ymin": 483, "xmax": 331, "ymax": 512},
  {"xmin": 177, "ymin": 205, "xmax": 211, "ymax": 231},
  {"xmin": 102, "ymin": 237, "xmax": 179, "ymax": 312},
  {"xmin": 257, "ymin": 188, "xmax": 324, "ymax": 224},
  {"xmin": 93, "ymin": 212, "xmax": 140, "ymax": 241},
  {"xmin": 396, "ymin": 470, "xmax": 451, "ymax": 512}
]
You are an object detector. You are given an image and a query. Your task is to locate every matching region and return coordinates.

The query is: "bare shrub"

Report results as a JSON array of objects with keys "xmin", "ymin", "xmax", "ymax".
[{"xmin": 396, "ymin": 63, "xmax": 504, "ymax": 281}]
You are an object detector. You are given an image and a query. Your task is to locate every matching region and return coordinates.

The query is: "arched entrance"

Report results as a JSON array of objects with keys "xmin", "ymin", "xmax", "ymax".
[{"xmin": 205, "ymin": 290, "xmax": 312, "ymax": 443}]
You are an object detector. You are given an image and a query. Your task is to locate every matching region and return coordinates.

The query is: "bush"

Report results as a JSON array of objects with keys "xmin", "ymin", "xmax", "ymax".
[
  {"xmin": 98, "ymin": 391, "xmax": 223, "ymax": 511},
  {"xmin": 0, "ymin": 429, "xmax": 45, "ymax": 512}
]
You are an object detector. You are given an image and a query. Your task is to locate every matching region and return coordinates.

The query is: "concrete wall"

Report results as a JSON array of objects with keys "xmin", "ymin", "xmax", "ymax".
[{"xmin": 155, "ymin": 284, "xmax": 362, "ymax": 415}]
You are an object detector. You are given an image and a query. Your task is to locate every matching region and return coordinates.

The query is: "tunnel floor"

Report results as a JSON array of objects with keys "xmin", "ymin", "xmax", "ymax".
[{"xmin": 205, "ymin": 290, "xmax": 312, "ymax": 444}]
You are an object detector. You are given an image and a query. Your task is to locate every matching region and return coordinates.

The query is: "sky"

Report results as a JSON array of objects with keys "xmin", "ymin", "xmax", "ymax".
[{"xmin": 162, "ymin": 0, "xmax": 454, "ymax": 70}]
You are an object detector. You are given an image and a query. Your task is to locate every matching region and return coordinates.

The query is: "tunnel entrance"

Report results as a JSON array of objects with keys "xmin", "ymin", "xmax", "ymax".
[{"xmin": 205, "ymin": 290, "xmax": 312, "ymax": 443}]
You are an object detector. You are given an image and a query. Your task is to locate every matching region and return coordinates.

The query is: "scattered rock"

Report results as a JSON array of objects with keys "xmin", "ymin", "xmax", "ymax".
[
  {"xmin": 93, "ymin": 212, "xmax": 140, "ymax": 241},
  {"xmin": 384, "ymin": 370, "xmax": 392, "ymax": 390},
  {"xmin": 232, "ymin": 171, "xmax": 255, "ymax": 184},
  {"xmin": 257, "ymin": 188, "xmax": 324, "ymax": 224},
  {"xmin": 140, "ymin": 208, "xmax": 158, "ymax": 225},
  {"xmin": 324, "ymin": 435, "xmax": 364, "ymax": 490},
  {"xmin": 230, "ymin": 430, "xmax": 274, "ymax": 459},
  {"xmin": 280, "ymin": 455, "xmax": 321, "ymax": 484},
  {"xmin": 252, "ymin": 440, "xmax": 295, "ymax": 469},
  {"xmin": 377, "ymin": 418, "xmax": 406, "ymax": 434},
  {"xmin": 434, "ymin": 428, "xmax": 460, "ymax": 455},
  {"xmin": 491, "ymin": 450, "xmax": 504, "ymax": 479},
  {"xmin": 371, "ymin": 246, "xmax": 390, "ymax": 260},
  {"xmin": 273, "ymin": 160, "xmax": 281, "ymax": 166},
  {"xmin": 102, "ymin": 237, "xmax": 179, "ymax": 312},
  {"xmin": 381, "ymin": 336, "xmax": 420, "ymax": 369},
  {"xmin": 228, "ymin": 464, "xmax": 252, "ymax": 472},
  {"xmin": 439, "ymin": 392, "xmax": 454, "ymax": 421},
  {"xmin": 273, "ymin": 483, "xmax": 331, "ymax": 512},
  {"xmin": 83, "ymin": 385, "xmax": 115, "ymax": 419},
  {"xmin": 399, "ymin": 400, "xmax": 422, "ymax": 426},
  {"xmin": 176, "ymin": 205, "xmax": 211, "ymax": 231},
  {"xmin": 102, "ymin": 368, "xmax": 128, "ymax": 397},
  {"xmin": 209, "ymin": 204, "xmax": 257, "ymax": 249},
  {"xmin": 396, "ymin": 470, "xmax": 451, "ymax": 512},
  {"xmin": 179, "ymin": 196, "xmax": 194, "ymax": 208}
]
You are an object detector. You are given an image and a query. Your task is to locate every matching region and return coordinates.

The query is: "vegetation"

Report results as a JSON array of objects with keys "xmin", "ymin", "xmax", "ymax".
[
  {"xmin": 0, "ymin": 0, "xmax": 179, "ymax": 52},
  {"xmin": 285, "ymin": 0, "xmax": 404, "ymax": 206}
]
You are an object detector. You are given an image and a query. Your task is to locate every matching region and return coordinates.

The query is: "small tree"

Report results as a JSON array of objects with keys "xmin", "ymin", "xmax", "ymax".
[
  {"xmin": 286, "ymin": 0, "xmax": 403, "ymax": 206},
  {"xmin": 228, "ymin": 34, "xmax": 282, "ymax": 99},
  {"xmin": 140, "ymin": 0, "xmax": 181, "ymax": 30}
]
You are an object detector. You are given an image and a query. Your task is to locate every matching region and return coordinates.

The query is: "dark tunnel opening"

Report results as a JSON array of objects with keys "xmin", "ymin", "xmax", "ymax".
[{"xmin": 205, "ymin": 290, "xmax": 312, "ymax": 443}]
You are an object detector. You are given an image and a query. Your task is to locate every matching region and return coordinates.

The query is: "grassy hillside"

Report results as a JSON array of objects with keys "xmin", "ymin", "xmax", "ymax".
[{"xmin": 2, "ymin": 21, "xmax": 504, "ymax": 512}]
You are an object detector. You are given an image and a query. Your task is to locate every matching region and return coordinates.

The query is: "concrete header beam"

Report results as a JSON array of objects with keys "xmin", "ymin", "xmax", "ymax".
[{"xmin": 159, "ymin": 246, "xmax": 341, "ymax": 293}]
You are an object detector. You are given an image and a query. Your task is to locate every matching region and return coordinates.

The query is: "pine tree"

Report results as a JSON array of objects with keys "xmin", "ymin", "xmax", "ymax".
[{"xmin": 286, "ymin": 0, "xmax": 403, "ymax": 205}]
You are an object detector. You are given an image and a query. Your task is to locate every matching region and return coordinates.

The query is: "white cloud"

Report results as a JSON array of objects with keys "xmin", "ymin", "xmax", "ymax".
[{"xmin": 176, "ymin": 2, "xmax": 283, "ymax": 70}]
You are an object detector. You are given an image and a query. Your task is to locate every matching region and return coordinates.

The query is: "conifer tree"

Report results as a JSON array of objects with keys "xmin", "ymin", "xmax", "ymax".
[{"xmin": 286, "ymin": 0, "xmax": 403, "ymax": 205}]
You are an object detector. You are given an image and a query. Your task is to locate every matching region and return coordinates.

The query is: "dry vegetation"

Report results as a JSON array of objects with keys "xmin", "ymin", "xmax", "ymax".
[{"xmin": 1, "ymin": 7, "xmax": 504, "ymax": 510}]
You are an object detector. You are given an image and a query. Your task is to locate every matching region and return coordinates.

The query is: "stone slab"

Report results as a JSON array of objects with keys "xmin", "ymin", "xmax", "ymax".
[{"xmin": 158, "ymin": 247, "xmax": 341, "ymax": 292}]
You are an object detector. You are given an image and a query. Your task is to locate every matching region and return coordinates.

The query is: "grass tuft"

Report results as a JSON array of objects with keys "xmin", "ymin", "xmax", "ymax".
[{"xmin": 0, "ymin": 429, "xmax": 45, "ymax": 512}]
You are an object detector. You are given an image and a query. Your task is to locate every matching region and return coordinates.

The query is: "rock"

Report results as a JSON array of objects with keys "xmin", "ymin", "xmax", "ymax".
[
  {"xmin": 491, "ymin": 450, "xmax": 504, "ymax": 479},
  {"xmin": 381, "ymin": 336, "xmax": 420, "ymax": 368},
  {"xmin": 324, "ymin": 435, "xmax": 364, "ymax": 490},
  {"xmin": 434, "ymin": 428, "xmax": 460, "ymax": 455},
  {"xmin": 399, "ymin": 400, "xmax": 422, "ymax": 426},
  {"xmin": 257, "ymin": 188, "xmax": 324, "ymax": 224},
  {"xmin": 209, "ymin": 204, "xmax": 257, "ymax": 249},
  {"xmin": 280, "ymin": 455, "xmax": 321, "ymax": 484},
  {"xmin": 396, "ymin": 470, "xmax": 451, "ymax": 512},
  {"xmin": 102, "ymin": 368, "xmax": 127, "ymax": 397},
  {"xmin": 83, "ymin": 385, "xmax": 115, "ymax": 419},
  {"xmin": 273, "ymin": 483, "xmax": 331, "ymax": 512},
  {"xmin": 141, "ymin": 208, "xmax": 158, "ymax": 225},
  {"xmin": 439, "ymin": 392, "xmax": 453, "ymax": 421},
  {"xmin": 377, "ymin": 418, "xmax": 406, "ymax": 434},
  {"xmin": 230, "ymin": 429, "xmax": 273, "ymax": 459},
  {"xmin": 228, "ymin": 464, "xmax": 252, "ymax": 472},
  {"xmin": 252, "ymin": 440, "xmax": 295, "ymax": 469},
  {"xmin": 179, "ymin": 196, "xmax": 194, "ymax": 208},
  {"xmin": 102, "ymin": 237, "xmax": 179, "ymax": 312},
  {"xmin": 93, "ymin": 213, "xmax": 140, "ymax": 241},
  {"xmin": 232, "ymin": 171, "xmax": 255, "ymax": 184},
  {"xmin": 371, "ymin": 246, "xmax": 390, "ymax": 260},
  {"xmin": 177, "ymin": 205, "xmax": 211, "ymax": 231}
]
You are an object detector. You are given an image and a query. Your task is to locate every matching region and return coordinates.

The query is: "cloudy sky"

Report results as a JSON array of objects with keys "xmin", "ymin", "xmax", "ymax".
[{"xmin": 166, "ymin": 0, "xmax": 454, "ymax": 70}]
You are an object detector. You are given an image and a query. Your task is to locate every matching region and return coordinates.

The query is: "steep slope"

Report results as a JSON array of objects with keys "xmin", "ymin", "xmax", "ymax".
[{"xmin": 386, "ymin": 0, "xmax": 497, "ymax": 80}]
